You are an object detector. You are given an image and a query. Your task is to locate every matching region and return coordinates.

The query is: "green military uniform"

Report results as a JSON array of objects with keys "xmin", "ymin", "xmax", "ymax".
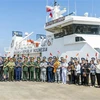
[
  {"xmin": 35, "ymin": 60, "xmax": 41, "ymax": 82},
  {"xmin": 3, "ymin": 61, "xmax": 9, "ymax": 76},
  {"xmin": 28, "ymin": 60, "xmax": 35, "ymax": 81},
  {"xmin": 6, "ymin": 61, "xmax": 15, "ymax": 81},
  {"xmin": 22, "ymin": 60, "xmax": 29, "ymax": 81}
]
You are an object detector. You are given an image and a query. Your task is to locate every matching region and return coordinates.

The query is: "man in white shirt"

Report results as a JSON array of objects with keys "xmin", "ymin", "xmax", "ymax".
[{"xmin": 60, "ymin": 58, "xmax": 68, "ymax": 84}]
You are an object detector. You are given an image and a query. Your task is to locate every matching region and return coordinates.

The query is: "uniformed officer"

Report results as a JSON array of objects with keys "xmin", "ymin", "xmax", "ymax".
[
  {"xmin": 22, "ymin": 57, "xmax": 29, "ymax": 81},
  {"xmin": 40, "ymin": 57, "xmax": 47, "ymax": 82},
  {"xmin": 3, "ymin": 58, "xmax": 9, "ymax": 81},
  {"xmin": 91, "ymin": 57, "xmax": 95, "ymax": 61},
  {"xmin": 35, "ymin": 57, "xmax": 41, "ymax": 82},
  {"xmin": 28, "ymin": 57, "xmax": 35, "ymax": 81},
  {"xmin": 60, "ymin": 58, "xmax": 68, "ymax": 84},
  {"xmin": 15, "ymin": 57, "xmax": 22, "ymax": 81},
  {"xmin": 6, "ymin": 58, "xmax": 15, "ymax": 81},
  {"xmin": 47, "ymin": 57, "xmax": 53, "ymax": 82}
]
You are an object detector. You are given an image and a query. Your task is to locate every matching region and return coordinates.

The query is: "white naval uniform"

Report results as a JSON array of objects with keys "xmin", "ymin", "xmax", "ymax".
[
  {"xmin": 60, "ymin": 62, "xmax": 68, "ymax": 84},
  {"xmin": 40, "ymin": 62, "xmax": 47, "ymax": 81}
]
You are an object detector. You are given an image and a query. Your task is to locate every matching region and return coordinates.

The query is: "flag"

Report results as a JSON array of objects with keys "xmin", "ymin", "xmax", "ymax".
[
  {"xmin": 95, "ymin": 52, "xmax": 98, "ymax": 57},
  {"xmin": 46, "ymin": 6, "xmax": 53, "ymax": 12},
  {"xmin": 87, "ymin": 53, "xmax": 89, "ymax": 57},
  {"xmin": 66, "ymin": 55, "xmax": 68, "ymax": 58},
  {"xmin": 76, "ymin": 53, "xmax": 79, "ymax": 56},
  {"xmin": 57, "ymin": 51, "xmax": 60, "ymax": 54},
  {"xmin": 95, "ymin": 52, "xmax": 98, "ymax": 59},
  {"xmin": 50, "ymin": 53, "xmax": 53, "ymax": 56},
  {"xmin": 49, "ymin": 12, "xmax": 53, "ymax": 18},
  {"xmin": 22, "ymin": 54, "xmax": 25, "ymax": 58}
]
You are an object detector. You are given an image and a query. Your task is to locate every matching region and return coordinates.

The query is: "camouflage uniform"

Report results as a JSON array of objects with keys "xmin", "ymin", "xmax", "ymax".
[
  {"xmin": 28, "ymin": 58, "xmax": 35, "ymax": 81},
  {"xmin": 6, "ymin": 59, "xmax": 15, "ymax": 81},
  {"xmin": 22, "ymin": 58, "xmax": 29, "ymax": 81},
  {"xmin": 35, "ymin": 58, "xmax": 41, "ymax": 81}
]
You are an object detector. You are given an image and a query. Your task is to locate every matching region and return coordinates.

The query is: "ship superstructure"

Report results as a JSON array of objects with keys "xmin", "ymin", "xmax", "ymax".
[
  {"xmin": 4, "ymin": 31, "xmax": 47, "ymax": 58},
  {"xmin": 42, "ymin": 1, "xmax": 100, "ymax": 61}
]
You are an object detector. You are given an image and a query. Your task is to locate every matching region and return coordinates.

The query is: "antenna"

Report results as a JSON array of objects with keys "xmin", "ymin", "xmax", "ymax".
[{"xmin": 54, "ymin": 0, "xmax": 57, "ymax": 6}]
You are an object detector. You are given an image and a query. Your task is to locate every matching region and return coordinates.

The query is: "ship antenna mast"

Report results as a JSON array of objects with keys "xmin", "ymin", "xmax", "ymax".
[{"xmin": 54, "ymin": 0, "xmax": 57, "ymax": 6}]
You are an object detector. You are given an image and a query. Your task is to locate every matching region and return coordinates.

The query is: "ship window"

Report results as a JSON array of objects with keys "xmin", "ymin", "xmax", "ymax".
[
  {"xmin": 54, "ymin": 32, "xmax": 65, "ymax": 39},
  {"xmin": 63, "ymin": 25, "xmax": 73, "ymax": 35},
  {"xmin": 75, "ymin": 37, "xmax": 85, "ymax": 42},
  {"xmin": 73, "ymin": 24, "xmax": 99, "ymax": 34}
]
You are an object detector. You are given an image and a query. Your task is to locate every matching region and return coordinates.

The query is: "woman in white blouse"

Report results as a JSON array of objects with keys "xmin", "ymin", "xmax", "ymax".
[
  {"xmin": 96, "ymin": 59, "xmax": 100, "ymax": 88},
  {"xmin": 60, "ymin": 58, "xmax": 68, "ymax": 84}
]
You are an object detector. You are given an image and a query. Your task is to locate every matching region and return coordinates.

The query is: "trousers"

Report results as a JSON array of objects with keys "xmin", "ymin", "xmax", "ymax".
[
  {"xmin": 15, "ymin": 68, "xmax": 22, "ymax": 81},
  {"xmin": 62, "ymin": 69, "xmax": 67, "ymax": 84},
  {"xmin": 29, "ymin": 71, "xmax": 34, "ymax": 81},
  {"xmin": 35, "ymin": 68, "xmax": 40, "ymax": 81},
  {"xmin": 9, "ymin": 68, "xmax": 14, "ymax": 81},
  {"xmin": 96, "ymin": 73, "xmax": 100, "ymax": 86},
  {"xmin": 23, "ymin": 71, "xmax": 28, "ymax": 81},
  {"xmin": 48, "ymin": 71, "xmax": 53, "ymax": 82},
  {"xmin": 41, "ymin": 70, "xmax": 46, "ymax": 81},
  {"xmin": 90, "ymin": 73, "xmax": 95, "ymax": 86},
  {"xmin": 55, "ymin": 69, "xmax": 60, "ymax": 82}
]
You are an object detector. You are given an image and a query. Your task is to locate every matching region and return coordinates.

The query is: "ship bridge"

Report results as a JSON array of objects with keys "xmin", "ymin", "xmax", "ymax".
[{"xmin": 45, "ymin": 15, "xmax": 100, "ymax": 36}]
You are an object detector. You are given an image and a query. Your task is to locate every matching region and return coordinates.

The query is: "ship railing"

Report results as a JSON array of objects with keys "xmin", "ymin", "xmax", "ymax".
[{"xmin": 45, "ymin": 12, "xmax": 75, "ymax": 27}]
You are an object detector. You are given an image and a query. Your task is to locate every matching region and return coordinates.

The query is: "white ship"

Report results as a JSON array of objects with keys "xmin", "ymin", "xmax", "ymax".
[
  {"xmin": 4, "ymin": 31, "xmax": 47, "ymax": 58},
  {"xmin": 4, "ymin": 1, "xmax": 100, "ymax": 61},
  {"xmin": 43, "ymin": 1, "xmax": 100, "ymax": 61}
]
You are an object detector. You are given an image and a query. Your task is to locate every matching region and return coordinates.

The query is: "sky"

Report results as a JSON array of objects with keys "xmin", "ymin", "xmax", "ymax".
[{"xmin": 0, "ymin": 0, "xmax": 100, "ymax": 56}]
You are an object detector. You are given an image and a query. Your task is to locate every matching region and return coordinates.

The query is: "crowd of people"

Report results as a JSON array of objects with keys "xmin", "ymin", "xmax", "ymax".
[{"xmin": 0, "ymin": 56, "xmax": 100, "ymax": 88}]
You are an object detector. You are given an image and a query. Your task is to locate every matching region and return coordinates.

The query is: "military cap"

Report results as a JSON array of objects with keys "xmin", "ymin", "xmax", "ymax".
[
  {"xmin": 30, "ymin": 57, "xmax": 34, "ymax": 59},
  {"xmin": 68, "ymin": 62, "xmax": 72, "ymax": 66},
  {"xmin": 37, "ymin": 57, "xmax": 41, "ymax": 60},
  {"xmin": 17, "ymin": 57, "xmax": 22, "ymax": 60},
  {"xmin": 10, "ymin": 58, "xmax": 13, "ymax": 60},
  {"xmin": 60, "ymin": 57, "xmax": 64, "ymax": 59},
  {"xmin": 74, "ymin": 57, "xmax": 78, "ymax": 60},
  {"xmin": 81, "ymin": 58, "xmax": 85, "ymax": 61},
  {"xmin": 53, "ymin": 56, "xmax": 56, "ymax": 59},
  {"xmin": 43, "ymin": 56, "xmax": 46, "ymax": 59},
  {"xmin": 49, "ymin": 57, "xmax": 52, "ymax": 59},
  {"xmin": 71, "ymin": 57, "xmax": 74, "ymax": 60},
  {"xmin": 91, "ymin": 57, "xmax": 95, "ymax": 61},
  {"xmin": 24, "ymin": 57, "xmax": 28, "ymax": 60}
]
